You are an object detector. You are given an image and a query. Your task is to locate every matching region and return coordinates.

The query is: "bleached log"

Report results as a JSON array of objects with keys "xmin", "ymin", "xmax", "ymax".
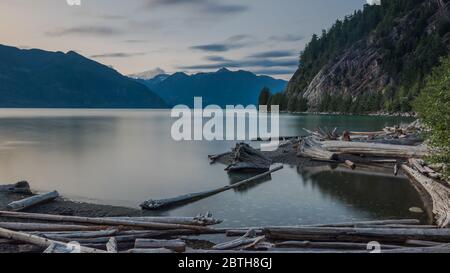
[
  {"xmin": 274, "ymin": 241, "xmax": 402, "ymax": 250},
  {"xmin": 37, "ymin": 229, "xmax": 118, "ymax": 239},
  {"xmin": 140, "ymin": 166, "xmax": 283, "ymax": 210},
  {"xmin": 382, "ymin": 244, "xmax": 450, "ymax": 253},
  {"xmin": 0, "ymin": 222, "xmax": 108, "ymax": 232},
  {"xmin": 320, "ymin": 141, "xmax": 429, "ymax": 158},
  {"xmin": 405, "ymin": 239, "xmax": 443, "ymax": 247},
  {"xmin": 134, "ymin": 239, "xmax": 186, "ymax": 253},
  {"xmin": 103, "ymin": 213, "xmax": 222, "ymax": 226},
  {"xmin": 0, "ymin": 181, "xmax": 32, "ymax": 195},
  {"xmin": 7, "ymin": 191, "xmax": 59, "ymax": 211},
  {"xmin": 0, "ymin": 211, "xmax": 215, "ymax": 232},
  {"xmin": 106, "ymin": 237, "xmax": 118, "ymax": 253},
  {"xmin": 213, "ymin": 230, "xmax": 259, "ymax": 250},
  {"xmin": 126, "ymin": 248, "xmax": 173, "ymax": 253},
  {"xmin": 264, "ymin": 227, "xmax": 450, "ymax": 243},
  {"xmin": 297, "ymin": 138, "xmax": 337, "ymax": 161},
  {"xmin": 401, "ymin": 165, "xmax": 450, "ymax": 227},
  {"xmin": 0, "ymin": 227, "xmax": 105, "ymax": 253}
]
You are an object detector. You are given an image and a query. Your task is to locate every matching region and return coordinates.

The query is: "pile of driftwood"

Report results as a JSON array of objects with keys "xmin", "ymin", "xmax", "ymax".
[
  {"xmin": 297, "ymin": 121, "xmax": 449, "ymax": 228},
  {"xmin": 1, "ymin": 210, "xmax": 450, "ymax": 253}
]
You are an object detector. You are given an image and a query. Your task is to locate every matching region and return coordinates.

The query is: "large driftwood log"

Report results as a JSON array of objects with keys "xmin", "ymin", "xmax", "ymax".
[
  {"xmin": 0, "ymin": 227, "xmax": 105, "ymax": 253},
  {"xmin": 134, "ymin": 239, "xmax": 186, "ymax": 253},
  {"xmin": 126, "ymin": 248, "xmax": 173, "ymax": 253},
  {"xmin": 274, "ymin": 241, "xmax": 402, "ymax": 250},
  {"xmin": 297, "ymin": 137, "xmax": 337, "ymax": 161},
  {"xmin": 103, "ymin": 212, "xmax": 222, "ymax": 226},
  {"xmin": 0, "ymin": 222, "xmax": 108, "ymax": 231},
  {"xmin": 140, "ymin": 165, "xmax": 283, "ymax": 210},
  {"xmin": 401, "ymin": 165, "xmax": 450, "ymax": 227},
  {"xmin": 6, "ymin": 191, "xmax": 59, "ymax": 211},
  {"xmin": 37, "ymin": 229, "xmax": 119, "ymax": 239},
  {"xmin": 0, "ymin": 181, "xmax": 32, "ymax": 195},
  {"xmin": 264, "ymin": 227, "xmax": 450, "ymax": 243},
  {"xmin": 0, "ymin": 211, "xmax": 215, "ymax": 232},
  {"xmin": 320, "ymin": 141, "xmax": 429, "ymax": 158},
  {"xmin": 225, "ymin": 143, "xmax": 272, "ymax": 172}
]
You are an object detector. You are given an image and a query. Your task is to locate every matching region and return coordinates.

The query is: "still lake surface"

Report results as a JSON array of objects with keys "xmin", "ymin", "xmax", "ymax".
[{"xmin": 0, "ymin": 109, "xmax": 426, "ymax": 227}]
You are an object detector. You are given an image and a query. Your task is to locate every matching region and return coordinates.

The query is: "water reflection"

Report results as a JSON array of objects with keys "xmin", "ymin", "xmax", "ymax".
[{"xmin": 0, "ymin": 109, "xmax": 423, "ymax": 227}]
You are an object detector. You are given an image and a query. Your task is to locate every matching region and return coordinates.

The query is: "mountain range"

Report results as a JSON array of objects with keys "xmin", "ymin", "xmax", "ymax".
[
  {"xmin": 135, "ymin": 68, "xmax": 287, "ymax": 107},
  {"xmin": 0, "ymin": 44, "xmax": 166, "ymax": 108}
]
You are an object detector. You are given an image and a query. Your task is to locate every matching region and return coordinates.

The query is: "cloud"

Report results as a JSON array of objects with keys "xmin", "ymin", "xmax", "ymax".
[
  {"xmin": 90, "ymin": 52, "xmax": 147, "ymax": 58},
  {"xmin": 248, "ymin": 50, "xmax": 297, "ymax": 59},
  {"xmin": 129, "ymin": 67, "xmax": 167, "ymax": 80},
  {"xmin": 123, "ymin": 39, "xmax": 149, "ymax": 44},
  {"xmin": 268, "ymin": 34, "xmax": 304, "ymax": 42},
  {"xmin": 179, "ymin": 57, "xmax": 299, "ymax": 70},
  {"xmin": 252, "ymin": 68, "xmax": 297, "ymax": 76},
  {"xmin": 46, "ymin": 26, "xmax": 121, "ymax": 37},
  {"xmin": 146, "ymin": 0, "xmax": 248, "ymax": 15},
  {"xmin": 191, "ymin": 35, "xmax": 253, "ymax": 52}
]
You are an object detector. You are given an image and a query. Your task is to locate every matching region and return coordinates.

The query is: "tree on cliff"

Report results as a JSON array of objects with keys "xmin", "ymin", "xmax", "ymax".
[{"xmin": 414, "ymin": 54, "xmax": 450, "ymax": 177}]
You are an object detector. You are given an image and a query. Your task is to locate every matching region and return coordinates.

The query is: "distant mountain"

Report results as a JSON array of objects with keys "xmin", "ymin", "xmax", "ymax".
[
  {"xmin": 0, "ymin": 44, "xmax": 166, "ymax": 108},
  {"xmin": 137, "ymin": 68, "xmax": 287, "ymax": 107},
  {"xmin": 129, "ymin": 67, "xmax": 167, "ymax": 80}
]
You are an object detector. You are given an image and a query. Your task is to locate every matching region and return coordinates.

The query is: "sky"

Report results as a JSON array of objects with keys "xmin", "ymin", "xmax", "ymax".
[{"xmin": 0, "ymin": 0, "xmax": 371, "ymax": 80}]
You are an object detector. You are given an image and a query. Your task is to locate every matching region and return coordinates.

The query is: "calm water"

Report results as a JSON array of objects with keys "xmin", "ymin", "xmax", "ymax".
[{"xmin": 0, "ymin": 109, "xmax": 426, "ymax": 227}]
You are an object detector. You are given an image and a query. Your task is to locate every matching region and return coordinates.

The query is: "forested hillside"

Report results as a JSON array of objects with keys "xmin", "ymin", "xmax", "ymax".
[{"xmin": 270, "ymin": 0, "xmax": 450, "ymax": 113}]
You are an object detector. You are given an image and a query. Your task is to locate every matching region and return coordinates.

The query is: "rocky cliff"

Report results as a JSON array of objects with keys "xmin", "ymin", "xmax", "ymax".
[{"xmin": 285, "ymin": 0, "xmax": 450, "ymax": 112}]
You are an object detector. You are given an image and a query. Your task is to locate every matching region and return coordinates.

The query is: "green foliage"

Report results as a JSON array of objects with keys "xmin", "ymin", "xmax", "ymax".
[
  {"xmin": 287, "ymin": 0, "xmax": 449, "ymax": 113},
  {"xmin": 414, "ymin": 55, "xmax": 450, "ymax": 176}
]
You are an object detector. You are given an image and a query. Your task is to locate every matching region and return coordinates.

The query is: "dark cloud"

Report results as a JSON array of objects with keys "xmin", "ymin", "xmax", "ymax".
[
  {"xmin": 91, "ymin": 52, "xmax": 147, "ymax": 58},
  {"xmin": 249, "ymin": 50, "xmax": 297, "ymax": 59},
  {"xmin": 269, "ymin": 34, "xmax": 304, "ymax": 42},
  {"xmin": 146, "ymin": 0, "xmax": 248, "ymax": 15},
  {"xmin": 191, "ymin": 35, "xmax": 253, "ymax": 52},
  {"xmin": 46, "ymin": 26, "xmax": 121, "ymax": 37}
]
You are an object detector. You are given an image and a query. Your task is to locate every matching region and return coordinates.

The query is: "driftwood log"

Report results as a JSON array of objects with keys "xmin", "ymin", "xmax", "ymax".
[
  {"xmin": 103, "ymin": 212, "xmax": 222, "ymax": 226},
  {"xmin": 0, "ymin": 222, "xmax": 109, "ymax": 232},
  {"xmin": 0, "ymin": 211, "xmax": 215, "ymax": 232},
  {"xmin": 0, "ymin": 181, "xmax": 32, "ymax": 195},
  {"xmin": 140, "ymin": 165, "xmax": 283, "ymax": 210},
  {"xmin": 264, "ymin": 227, "xmax": 450, "ymax": 243},
  {"xmin": 0, "ymin": 227, "xmax": 105, "ymax": 253},
  {"xmin": 274, "ymin": 241, "xmax": 402, "ymax": 250},
  {"xmin": 401, "ymin": 165, "xmax": 450, "ymax": 227},
  {"xmin": 6, "ymin": 191, "xmax": 59, "ymax": 211},
  {"xmin": 320, "ymin": 141, "xmax": 429, "ymax": 158},
  {"xmin": 225, "ymin": 143, "xmax": 272, "ymax": 172},
  {"xmin": 134, "ymin": 239, "xmax": 186, "ymax": 253},
  {"xmin": 297, "ymin": 137, "xmax": 337, "ymax": 161}
]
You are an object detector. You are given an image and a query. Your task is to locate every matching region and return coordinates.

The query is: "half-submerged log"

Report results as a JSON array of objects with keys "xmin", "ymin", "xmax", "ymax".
[
  {"xmin": 140, "ymin": 165, "xmax": 283, "ymax": 210},
  {"xmin": 297, "ymin": 137, "xmax": 337, "ymax": 161},
  {"xmin": 320, "ymin": 141, "xmax": 429, "ymax": 158},
  {"xmin": 0, "ymin": 211, "xmax": 215, "ymax": 232},
  {"xmin": 6, "ymin": 191, "xmax": 59, "ymax": 211},
  {"xmin": 0, "ymin": 227, "xmax": 105, "ymax": 253},
  {"xmin": 225, "ymin": 143, "xmax": 272, "ymax": 172},
  {"xmin": 134, "ymin": 239, "xmax": 186, "ymax": 253},
  {"xmin": 0, "ymin": 181, "xmax": 32, "ymax": 195},
  {"xmin": 401, "ymin": 165, "xmax": 450, "ymax": 227}
]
